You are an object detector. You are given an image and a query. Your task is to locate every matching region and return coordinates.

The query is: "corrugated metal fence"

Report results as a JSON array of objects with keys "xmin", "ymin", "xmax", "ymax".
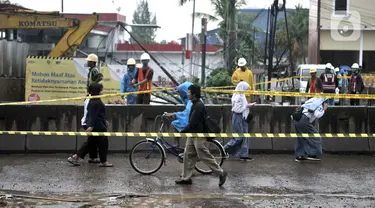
[{"xmin": 0, "ymin": 40, "xmax": 29, "ymax": 78}]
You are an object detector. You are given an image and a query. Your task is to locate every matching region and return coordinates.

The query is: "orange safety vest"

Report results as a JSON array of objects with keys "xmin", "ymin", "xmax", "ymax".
[
  {"xmin": 309, "ymin": 77, "xmax": 320, "ymax": 93},
  {"xmin": 138, "ymin": 67, "xmax": 152, "ymax": 91}
]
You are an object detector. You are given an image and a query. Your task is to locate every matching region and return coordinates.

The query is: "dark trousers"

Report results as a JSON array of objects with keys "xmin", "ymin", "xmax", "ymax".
[
  {"xmin": 88, "ymin": 135, "xmax": 108, "ymax": 163},
  {"xmin": 77, "ymin": 125, "xmax": 98, "ymax": 159},
  {"xmin": 350, "ymin": 92, "xmax": 360, "ymax": 106},
  {"xmin": 136, "ymin": 93, "xmax": 151, "ymax": 104}
]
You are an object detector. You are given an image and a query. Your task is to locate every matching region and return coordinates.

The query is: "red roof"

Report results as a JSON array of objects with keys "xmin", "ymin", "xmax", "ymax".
[
  {"xmin": 63, "ymin": 13, "xmax": 126, "ymax": 23},
  {"xmin": 63, "ymin": 13, "xmax": 125, "ymax": 33},
  {"xmin": 116, "ymin": 43, "xmax": 221, "ymax": 52}
]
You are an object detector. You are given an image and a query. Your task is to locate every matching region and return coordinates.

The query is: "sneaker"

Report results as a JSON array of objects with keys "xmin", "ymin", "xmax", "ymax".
[
  {"xmin": 88, "ymin": 158, "xmax": 100, "ymax": 163},
  {"xmin": 177, "ymin": 153, "xmax": 184, "ymax": 163},
  {"xmin": 219, "ymin": 171, "xmax": 228, "ymax": 186},
  {"xmin": 240, "ymin": 157, "xmax": 254, "ymax": 161},
  {"xmin": 175, "ymin": 178, "xmax": 192, "ymax": 185},
  {"xmin": 224, "ymin": 152, "xmax": 229, "ymax": 159},
  {"xmin": 67, "ymin": 156, "xmax": 81, "ymax": 166},
  {"xmin": 295, "ymin": 156, "xmax": 307, "ymax": 162},
  {"xmin": 307, "ymin": 155, "xmax": 321, "ymax": 161}
]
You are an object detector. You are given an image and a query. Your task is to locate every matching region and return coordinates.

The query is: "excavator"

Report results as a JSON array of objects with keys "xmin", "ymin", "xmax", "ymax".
[{"xmin": 0, "ymin": 9, "xmax": 98, "ymax": 57}]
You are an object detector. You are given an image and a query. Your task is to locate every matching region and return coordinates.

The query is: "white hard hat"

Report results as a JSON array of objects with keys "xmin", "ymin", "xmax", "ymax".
[
  {"xmin": 86, "ymin": 53, "xmax": 98, "ymax": 62},
  {"xmin": 140, "ymin": 53, "xmax": 150, "ymax": 60},
  {"xmin": 325, "ymin": 63, "xmax": 333, "ymax": 69},
  {"xmin": 351, "ymin": 63, "xmax": 359, "ymax": 69},
  {"xmin": 334, "ymin": 67, "xmax": 340, "ymax": 72},
  {"xmin": 127, "ymin": 58, "xmax": 136, "ymax": 65},
  {"xmin": 238, "ymin": 58, "xmax": 247, "ymax": 67}
]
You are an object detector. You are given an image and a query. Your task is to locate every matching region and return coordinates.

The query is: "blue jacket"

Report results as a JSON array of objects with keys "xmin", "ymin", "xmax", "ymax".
[
  {"xmin": 120, "ymin": 68, "xmax": 138, "ymax": 104},
  {"xmin": 172, "ymin": 82, "xmax": 193, "ymax": 132}
]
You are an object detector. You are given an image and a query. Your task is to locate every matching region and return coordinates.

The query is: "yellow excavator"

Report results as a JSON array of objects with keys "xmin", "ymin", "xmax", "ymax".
[{"xmin": 0, "ymin": 9, "xmax": 98, "ymax": 57}]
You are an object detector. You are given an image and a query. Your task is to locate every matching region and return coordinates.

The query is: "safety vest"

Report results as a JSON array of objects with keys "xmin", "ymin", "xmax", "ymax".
[
  {"xmin": 322, "ymin": 73, "xmax": 336, "ymax": 91},
  {"xmin": 138, "ymin": 67, "xmax": 152, "ymax": 91},
  {"xmin": 309, "ymin": 77, "xmax": 320, "ymax": 93}
]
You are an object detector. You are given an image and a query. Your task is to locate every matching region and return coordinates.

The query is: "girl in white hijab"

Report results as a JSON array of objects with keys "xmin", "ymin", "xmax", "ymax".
[{"xmin": 224, "ymin": 81, "xmax": 254, "ymax": 161}]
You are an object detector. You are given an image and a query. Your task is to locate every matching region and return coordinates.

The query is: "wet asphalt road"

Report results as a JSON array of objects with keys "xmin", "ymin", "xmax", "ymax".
[{"xmin": 1, "ymin": 154, "xmax": 375, "ymax": 207}]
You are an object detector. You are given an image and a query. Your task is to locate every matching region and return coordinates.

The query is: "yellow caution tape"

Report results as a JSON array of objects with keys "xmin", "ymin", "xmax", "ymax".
[
  {"xmin": 202, "ymin": 89, "xmax": 375, "ymax": 99},
  {"xmin": 0, "ymin": 88, "xmax": 173, "ymax": 106},
  {"xmin": 0, "ymin": 131, "xmax": 373, "ymax": 138}
]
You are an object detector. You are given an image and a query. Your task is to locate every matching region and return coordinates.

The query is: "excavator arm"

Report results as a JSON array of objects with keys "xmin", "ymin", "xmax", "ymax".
[
  {"xmin": 48, "ymin": 13, "xmax": 98, "ymax": 57},
  {"xmin": 0, "ymin": 11, "xmax": 98, "ymax": 57}
]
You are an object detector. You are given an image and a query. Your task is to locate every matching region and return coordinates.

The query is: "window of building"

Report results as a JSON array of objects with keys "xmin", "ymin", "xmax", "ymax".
[{"xmin": 334, "ymin": 0, "xmax": 348, "ymax": 14}]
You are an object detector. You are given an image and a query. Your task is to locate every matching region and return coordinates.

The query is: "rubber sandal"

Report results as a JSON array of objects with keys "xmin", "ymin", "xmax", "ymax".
[{"xmin": 99, "ymin": 163, "xmax": 113, "ymax": 167}]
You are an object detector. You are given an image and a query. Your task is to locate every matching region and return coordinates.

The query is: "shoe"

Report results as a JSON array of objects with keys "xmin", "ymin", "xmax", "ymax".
[
  {"xmin": 219, "ymin": 171, "xmax": 228, "ymax": 187},
  {"xmin": 88, "ymin": 158, "xmax": 100, "ymax": 163},
  {"xmin": 67, "ymin": 156, "xmax": 81, "ymax": 166},
  {"xmin": 175, "ymin": 178, "xmax": 192, "ymax": 185},
  {"xmin": 177, "ymin": 153, "xmax": 184, "ymax": 163},
  {"xmin": 240, "ymin": 157, "xmax": 254, "ymax": 161},
  {"xmin": 295, "ymin": 156, "xmax": 307, "ymax": 162},
  {"xmin": 307, "ymin": 155, "xmax": 321, "ymax": 161},
  {"xmin": 224, "ymin": 152, "xmax": 229, "ymax": 159}
]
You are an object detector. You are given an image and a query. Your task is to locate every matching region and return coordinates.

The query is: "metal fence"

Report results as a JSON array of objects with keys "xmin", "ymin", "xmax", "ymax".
[{"xmin": 0, "ymin": 40, "xmax": 29, "ymax": 78}]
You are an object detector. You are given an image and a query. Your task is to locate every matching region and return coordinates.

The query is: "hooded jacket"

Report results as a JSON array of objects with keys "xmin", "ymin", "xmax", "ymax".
[
  {"xmin": 172, "ymin": 82, "xmax": 193, "ymax": 132},
  {"xmin": 87, "ymin": 83, "xmax": 107, "ymax": 131}
]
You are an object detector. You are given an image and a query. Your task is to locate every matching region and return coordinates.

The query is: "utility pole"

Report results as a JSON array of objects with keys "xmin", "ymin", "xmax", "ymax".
[
  {"xmin": 61, "ymin": 0, "xmax": 64, "ymax": 12},
  {"xmin": 251, "ymin": 26, "xmax": 256, "ymax": 65},
  {"xmin": 308, "ymin": 0, "xmax": 321, "ymax": 64},
  {"xmin": 227, "ymin": 0, "xmax": 237, "ymax": 70},
  {"xmin": 201, "ymin": 18, "xmax": 207, "ymax": 86},
  {"xmin": 190, "ymin": 0, "xmax": 196, "ymax": 77},
  {"xmin": 264, "ymin": 7, "xmax": 270, "ymax": 70}
]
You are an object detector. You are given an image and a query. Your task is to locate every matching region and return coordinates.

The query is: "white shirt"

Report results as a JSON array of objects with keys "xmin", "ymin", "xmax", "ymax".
[
  {"xmin": 81, "ymin": 98, "xmax": 90, "ymax": 126},
  {"xmin": 303, "ymin": 105, "xmax": 325, "ymax": 123}
]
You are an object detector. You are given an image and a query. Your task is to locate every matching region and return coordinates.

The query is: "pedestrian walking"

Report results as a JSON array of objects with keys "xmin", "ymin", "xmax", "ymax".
[
  {"xmin": 132, "ymin": 53, "xmax": 154, "ymax": 104},
  {"xmin": 86, "ymin": 83, "xmax": 113, "ymax": 167},
  {"xmin": 349, "ymin": 63, "xmax": 365, "ymax": 106},
  {"xmin": 293, "ymin": 97, "xmax": 328, "ymax": 162},
  {"xmin": 224, "ymin": 81, "xmax": 255, "ymax": 161},
  {"xmin": 67, "ymin": 93, "xmax": 100, "ymax": 166},
  {"xmin": 175, "ymin": 84, "xmax": 227, "ymax": 186},
  {"xmin": 120, "ymin": 58, "xmax": 138, "ymax": 104},
  {"xmin": 231, "ymin": 58, "xmax": 255, "ymax": 103}
]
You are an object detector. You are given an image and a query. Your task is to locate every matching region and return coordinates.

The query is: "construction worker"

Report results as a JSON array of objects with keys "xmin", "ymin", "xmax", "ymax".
[
  {"xmin": 86, "ymin": 53, "xmax": 103, "ymax": 93},
  {"xmin": 231, "ymin": 58, "xmax": 255, "ymax": 103},
  {"xmin": 132, "ymin": 53, "xmax": 154, "ymax": 104},
  {"xmin": 320, "ymin": 63, "xmax": 338, "ymax": 106},
  {"xmin": 349, "ymin": 63, "xmax": 365, "ymax": 106},
  {"xmin": 305, "ymin": 68, "xmax": 323, "ymax": 94},
  {"xmin": 120, "ymin": 58, "xmax": 138, "ymax": 104}
]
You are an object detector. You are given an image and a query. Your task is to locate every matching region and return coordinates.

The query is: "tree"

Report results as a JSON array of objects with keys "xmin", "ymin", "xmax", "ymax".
[
  {"xmin": 206, "ymin": 68, "xmax": 232, "ymax": 87},
  {"xmin": 130, "ymin": 0, "xmax": 157, "ymax": 44}
]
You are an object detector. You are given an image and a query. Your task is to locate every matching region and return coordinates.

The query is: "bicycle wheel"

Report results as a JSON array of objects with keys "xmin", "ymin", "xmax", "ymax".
[
  {"xmin": 129, "ymin": 139, "xmax": 165, "ymax": 175},
  {"xmin": 194, "ymin": 139, "xmax": 226, "ymax": 175}
]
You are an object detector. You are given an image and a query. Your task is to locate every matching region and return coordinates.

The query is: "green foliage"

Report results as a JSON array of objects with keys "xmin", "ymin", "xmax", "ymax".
[
  {"xmin": 206, "ymin": 68, "xmax": 232, "ymax": 87},
  {"xmin": 130, "ymin": 0, "xmax": 157, "ymax": 44}
]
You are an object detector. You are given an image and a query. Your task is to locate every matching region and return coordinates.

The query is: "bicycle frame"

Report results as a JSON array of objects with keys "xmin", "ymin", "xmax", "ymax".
[{"xmin": 146, "ymin": 115, "xmax": 185, "ymax": 165}]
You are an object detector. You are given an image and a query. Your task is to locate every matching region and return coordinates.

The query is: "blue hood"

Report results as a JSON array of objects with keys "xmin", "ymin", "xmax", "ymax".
[{"xmin": 177, "ymin": 82, "xmax": 192, "ymax": 105}]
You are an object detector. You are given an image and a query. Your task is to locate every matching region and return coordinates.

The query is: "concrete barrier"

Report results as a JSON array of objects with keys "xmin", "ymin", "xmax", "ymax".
[
  {"xmin": 26, "ymin": 105, "xmax": 77, "ymax": 152},
  {"xmin": 0, "ymin": 105, "xmax": 373, "ymax": 153}
]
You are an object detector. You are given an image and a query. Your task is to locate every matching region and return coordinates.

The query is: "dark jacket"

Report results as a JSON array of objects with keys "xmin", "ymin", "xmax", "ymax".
[
  {"xmin": 350, "ymin": 74, "xmax": 365, "ymax": 93},
  {"xmin": 181, "ymin": 99, "xmax": 207, "ymax": 133},
  {"xmin": 87, "ymin": 98, "xmax": 107, "ymax": 132}
]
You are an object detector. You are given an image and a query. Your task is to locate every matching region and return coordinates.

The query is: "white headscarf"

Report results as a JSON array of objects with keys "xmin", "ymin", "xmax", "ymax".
[{"xmin": 231, "ymin": 81, "xmax": 250, "ymax": 119}]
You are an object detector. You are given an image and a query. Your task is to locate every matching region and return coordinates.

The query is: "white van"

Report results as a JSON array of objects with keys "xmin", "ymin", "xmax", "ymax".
[{"xmin": 294, "ymin": 64, "xmax": 327, "ymax": 104}]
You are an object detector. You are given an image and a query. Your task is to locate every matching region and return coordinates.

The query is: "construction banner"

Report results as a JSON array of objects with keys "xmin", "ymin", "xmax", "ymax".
[{"xmin": 25, "ymin": 56, "xmax": 126, "ymax": 104}]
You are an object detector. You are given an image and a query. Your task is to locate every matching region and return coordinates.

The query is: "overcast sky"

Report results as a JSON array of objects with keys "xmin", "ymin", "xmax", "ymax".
[{"xmin": 10, "ymin": 0, "xmax": 309, "ymax": 42}]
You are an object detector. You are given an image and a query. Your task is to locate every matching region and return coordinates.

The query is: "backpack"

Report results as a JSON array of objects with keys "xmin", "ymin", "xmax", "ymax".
[{"xmin": 291, "ymin": 107, "xmax": 304, "ymax": 121}]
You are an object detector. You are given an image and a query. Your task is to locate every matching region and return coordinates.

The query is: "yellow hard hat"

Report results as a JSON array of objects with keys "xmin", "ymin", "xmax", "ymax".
[
  {"xmin": 310, "ymin": 68, "xmax": 317, "ymax": 73},
  {"xmin": 86, "ymin": 53, "xmax": 98, "ymax": 62},
  {"xmin": 127, "ymin": 58, "xmax": 136, "ymax": 65}
]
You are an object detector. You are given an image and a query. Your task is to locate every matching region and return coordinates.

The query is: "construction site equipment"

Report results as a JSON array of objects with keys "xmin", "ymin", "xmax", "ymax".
[{"xmin": 0, "ymin": 10, "xmax": 98, "ymax": 57}]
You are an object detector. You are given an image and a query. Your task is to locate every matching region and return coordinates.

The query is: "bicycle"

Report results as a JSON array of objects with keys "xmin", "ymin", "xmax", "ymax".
[{"xmin": 129, "ymin": 114, "xmax": 226, "ymax": 175}]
